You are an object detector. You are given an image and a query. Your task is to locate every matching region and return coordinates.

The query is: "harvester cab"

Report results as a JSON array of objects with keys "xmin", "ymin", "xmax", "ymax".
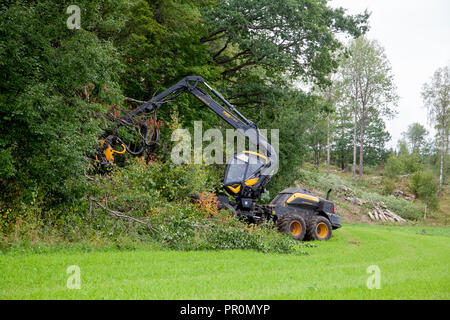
[{"xmin": 223, "ymin": 151, "xmax": 271, "ymax": 210}]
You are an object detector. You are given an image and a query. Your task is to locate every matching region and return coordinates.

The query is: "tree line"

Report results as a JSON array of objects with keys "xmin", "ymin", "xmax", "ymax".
[{"xmin": 311, "ymin": 37, "xmax": 448, "ymax": 205}]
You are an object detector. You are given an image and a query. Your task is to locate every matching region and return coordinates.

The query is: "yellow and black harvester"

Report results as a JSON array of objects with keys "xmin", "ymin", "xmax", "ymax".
[{"xmin": 96, "ymin": 76, "xmax": 341, "ymax": 241}]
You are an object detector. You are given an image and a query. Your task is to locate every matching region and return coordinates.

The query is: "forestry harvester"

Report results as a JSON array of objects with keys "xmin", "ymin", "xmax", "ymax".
[{"xmin": 96, "ymin": 76, "xmax": 341, "ymax": 241}]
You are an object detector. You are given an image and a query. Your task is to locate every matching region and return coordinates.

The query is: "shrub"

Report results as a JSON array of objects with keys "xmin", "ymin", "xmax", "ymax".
[
  {"xmin": 384, "ymin": 153, "xmax": 422, "ymax": 179},
  {"xmin": 192, "ymin": 192, "xmax": 220, "ymax": 218},
  {"xmin": 1, "ymin": 158, "xmax": 309, "ymax": 255},
  {"xmin": 402, "ymin": 153, "xmax": 423, "ymax": 174},
  {"xmin": 384, "ymin": 154, "xmax": 403, "ymax": 178},
  {"xmin": 408, "ymin": 171, "xmax": 439, "ymax": 210},
  {"xmin": 381, "ymin": 177, "xmax": 396, "ymax": 196},
  {"xmin": 363, "ymin": 165, "xmax": 378, "ymax": 176}
]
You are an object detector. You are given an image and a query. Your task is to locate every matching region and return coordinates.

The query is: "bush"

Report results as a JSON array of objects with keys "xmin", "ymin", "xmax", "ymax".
[
  {"xmin": 381, "ymin": 177, "xmax": 396, "ymax": 196},
  {"xmin": 1, "ymin": 200, "xmax": 309, "ymax": 255},
  {"xmin": 384, "ymin": 153, "xmax": 422, "ymax": 179},
  {"xmin": 384, "ymin": 154, "xmax": 402, "ymax": 178},
  {"xmin": 0, "ymin": 158, "xmax": 309, "ymax": 255},
  {"xmin": 408, "ymin": 171, "xmax": 439, "ymax": 210},
  {"xmin": 402, "ymin": 153, "xmax": 423, "ymax": 174}
]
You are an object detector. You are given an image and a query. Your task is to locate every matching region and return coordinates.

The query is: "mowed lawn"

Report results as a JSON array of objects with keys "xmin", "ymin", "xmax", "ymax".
[{"xmin": 1, "ymin": 224, "xmax": 449, "ymax": 299}]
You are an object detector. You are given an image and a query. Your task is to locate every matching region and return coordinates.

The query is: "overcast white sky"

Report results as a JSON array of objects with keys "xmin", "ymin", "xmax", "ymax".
[{"xmin": 329, "ymin": 0, "xmax": 450, "ymax": 149}]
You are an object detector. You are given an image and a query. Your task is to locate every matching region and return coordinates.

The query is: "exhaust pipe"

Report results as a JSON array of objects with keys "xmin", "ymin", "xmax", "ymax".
[{"xmin": 326, "ymin": 188, "xmax": 332, "ymax": 200}]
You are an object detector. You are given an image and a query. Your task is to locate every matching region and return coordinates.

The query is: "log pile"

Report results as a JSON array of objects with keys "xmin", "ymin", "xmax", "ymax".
[
  {"xmin": 344, "ymin": 196, "xmax": 365, "ymax": 206},
  {"xmin": 368, "ymin": 202, "xmax": 406, "ymax": 223},
  {"xmin": 339, "ymin": 185, "xmax": 366, "ymax": 206},
  {"xmin": 338, "ymin": 185, "xmax": 356, "ymax": 197},
  {"xmin": 393, "ymin": 189, "xmax": 415, "ymax": 201}
]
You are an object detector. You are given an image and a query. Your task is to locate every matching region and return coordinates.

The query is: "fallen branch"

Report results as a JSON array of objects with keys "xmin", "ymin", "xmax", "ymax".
[
  {"xmin": 84, "ymin": 173, "xmax": 95, "ymax": 181},
  {"xmin": 124, "ymin": 97, "xmax": 146, "ymax": 104},
  {"xmin": 90, "ymin": 197, "xmax": 158, "ymax": 233}
]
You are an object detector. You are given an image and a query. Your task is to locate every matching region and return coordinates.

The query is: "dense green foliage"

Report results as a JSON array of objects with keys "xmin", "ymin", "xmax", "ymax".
[
  {"xmin": 408, "ymin": 171, "xmax": 439, "ymax": 210},
  {"xmin": 331, "ymin": 106, "xmax": 391, "ymax": 170},
  {"xmin": 0, "ymin": 0, "xmax": 124, "ymax": 202},
  {"xmin": 0, "ymin": 157, "xmax": 308, "ymax": 254},
  {"xmin": 384, "ymin": 150, "xmax": 422, "ymax": 179},
  {"xmin": 382, "ymin": 148, "xmax": 439, "ymax": 210},
  {"xmin": 0, "ymin": 0, "xmax": 369, "ymax": 206}
]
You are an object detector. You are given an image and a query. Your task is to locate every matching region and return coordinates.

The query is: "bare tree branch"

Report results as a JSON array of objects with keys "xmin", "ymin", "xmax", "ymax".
[
  {"xmin": 124, "ymin": 97, "xmax": 146, "ymax": 104},
  {"xmin": 212, "ymin": 37, "xmax": 231, "ymax": 60},
  {"xmin": 90, "ymin": 197, "xmax": 158, "ymax": 233}
]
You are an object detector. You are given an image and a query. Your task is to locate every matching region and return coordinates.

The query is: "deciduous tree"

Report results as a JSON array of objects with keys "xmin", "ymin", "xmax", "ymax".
[
  {"xmin": 402, "ymin": 122, "xmax": 429, "ymax": 156},
  {"xmin": 336, "ymin": 37, "xmax": 398, "ymax": 180},
  {"xmin": 422, "ymin": 65, "xmax": 450, "ymax": 197}
]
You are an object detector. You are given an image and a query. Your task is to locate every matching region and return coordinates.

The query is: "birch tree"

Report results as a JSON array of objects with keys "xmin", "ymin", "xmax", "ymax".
[
  {"xmin": 422, "ymin": 65, "xmax": 450, "ymax": 197},
  {"xmin": 315, "ymin": 79, "xmax": 338, "ymax": 176},
  {"xmin": 337, "ymin": 37, "xmax": 398, "ymax": 180}
]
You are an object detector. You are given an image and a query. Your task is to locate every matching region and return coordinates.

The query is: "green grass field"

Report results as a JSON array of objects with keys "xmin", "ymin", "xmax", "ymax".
[{"xmin": 1, "ymin": 224, "xmax": 449, "ymax": 299}]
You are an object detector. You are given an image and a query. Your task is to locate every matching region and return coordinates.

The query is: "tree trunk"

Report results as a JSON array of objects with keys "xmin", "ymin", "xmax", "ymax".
[
  {"xmin": 359, "ymin": 110, "xmax": 366, "ymax": 181},
  {"xmin": 315, "ymin": 148, "xmax": 320, "ymax": 171},
  {"xmin": 340, "ymin": 126, "xmax": 345, "ymax": 171},
  {"xmin": 439, "ymin": 132, "xmax": 444, "ymax": 197},
  {"xmin": 327, "ymin": 113, "xmax": 330, "ymax": 176},
  {"xmin": 352, "ymin": 113, "xmax": 357, "ymax": 180}
]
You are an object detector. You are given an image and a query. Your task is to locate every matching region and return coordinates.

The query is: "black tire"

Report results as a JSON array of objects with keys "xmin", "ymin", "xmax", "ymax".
[
  {"xmin": 276, "ymin": 214, "xmax": 306, "ymax": 241},
  {"xmin": 305, "ymin": 215, "xmax": 332, "ymax": 241}
]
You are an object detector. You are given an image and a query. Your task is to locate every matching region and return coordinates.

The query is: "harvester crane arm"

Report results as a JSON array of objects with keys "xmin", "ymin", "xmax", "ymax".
[{"xmin": 98, "ymin": 76, "xmax": 277, "ymax": 179}]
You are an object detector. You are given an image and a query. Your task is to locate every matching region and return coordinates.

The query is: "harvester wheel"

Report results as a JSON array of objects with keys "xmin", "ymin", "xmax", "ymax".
[
  {"xmin": 306, "ymin": 215, "xmax": 332, "ymax": 241},
  {"xmin": 276, "ymin": 214, "xmax": 306, "ymax": 241}
]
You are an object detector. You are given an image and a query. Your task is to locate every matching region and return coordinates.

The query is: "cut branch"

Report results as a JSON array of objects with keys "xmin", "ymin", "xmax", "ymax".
[
  {"xmin": 124, "ymin": 97, "xmax": 146, "ymax": 104},
  {"xmin": 91, "ymin": 198, "xmax": 158, "ymax": 233}
]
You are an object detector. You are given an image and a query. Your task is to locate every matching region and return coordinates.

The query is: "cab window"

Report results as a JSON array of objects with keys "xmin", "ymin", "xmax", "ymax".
[
  {"xmin": 224, "ymin": 152, "xmax": 267, "ymax": 184},
  {"xmin": 224, "ymin": 158, "xmax": 247, "ymax": 184}
]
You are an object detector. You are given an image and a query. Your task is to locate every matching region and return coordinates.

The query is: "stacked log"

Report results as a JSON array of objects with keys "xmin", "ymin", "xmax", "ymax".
[
  {"xmin": 393, "ymin": 189, "xmax": 416, "ymax": 201},
  {"xmin": 338, "ymin": 185, "xmax": 356, "ymax": 197},
  {"xmin": 368, "ymin": 202, "xmax": 406, "ymax": 223},
  {"xmin": 339, "ymin": 185, "xmax": 366, "ymax": 205},
  {"xmin": 344, "ymin": 196, "xmax": 365, "ymax": 206}
]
